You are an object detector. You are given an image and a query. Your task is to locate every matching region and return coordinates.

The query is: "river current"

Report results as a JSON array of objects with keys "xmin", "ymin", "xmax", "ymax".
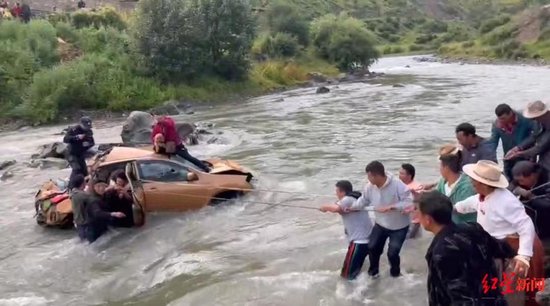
[{"xmin": 0, "ymin": 56, "xmax": 549, "ymax": 306}]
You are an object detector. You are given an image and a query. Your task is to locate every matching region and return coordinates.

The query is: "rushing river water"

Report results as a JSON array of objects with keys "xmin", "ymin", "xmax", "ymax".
[{"xmin": 0, "ymin": 56, "xmax": 549, "ymax": 306}]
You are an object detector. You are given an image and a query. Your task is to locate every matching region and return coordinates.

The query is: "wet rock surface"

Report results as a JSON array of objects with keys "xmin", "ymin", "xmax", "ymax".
[
  {"xmin": 316, "ymin": 86, "xmax": 330, "ymax": 94},
  {"xmin": 0, "ymin": 160, "xmax": 16, "ymax": 171}
]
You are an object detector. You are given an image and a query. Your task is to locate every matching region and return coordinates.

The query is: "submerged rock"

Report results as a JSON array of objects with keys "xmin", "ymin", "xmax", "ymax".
[
  {"xmin": 0, "ymin": 171, "xmax": 14, "ymax": 181},
  {"xmin": 393, "ymin": 84, "xmax": 405, "ymax": 88},
  {"xmin": 316, "ymin": 86, "xmax": 330, "ymax": 94},
  {"xmin": 28, "ymin": 158, "xmax": 69, "ymax": 169},
  {"xmin": 0, "ymin": 160, "xmax": 16, "ymax": 171}
]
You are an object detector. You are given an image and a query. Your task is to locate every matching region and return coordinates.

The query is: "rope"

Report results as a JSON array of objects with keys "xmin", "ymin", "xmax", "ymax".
[
  {"xmin": 129, "ymin": 187, "xmax": 392, "ymax": 212},
  {"xmin": 138, "ymin": 179, "xmax": 337, "ymax": 198}
]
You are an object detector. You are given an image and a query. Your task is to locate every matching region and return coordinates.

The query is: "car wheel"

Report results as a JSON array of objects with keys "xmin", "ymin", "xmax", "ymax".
[{"xmin": 209, "ymin": 191, "xmax": 241, "ymax": 206}]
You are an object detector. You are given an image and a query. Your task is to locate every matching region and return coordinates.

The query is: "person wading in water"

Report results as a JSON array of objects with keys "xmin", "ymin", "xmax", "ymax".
[
  {"xmin": 64, "ymin": 116, "xmax": 95, "ymax": 190},
  {"xmin": 455, "ymin": 160, "xmax": 544, "ymax": 306},
  {"xmin": 417, "ymin": 191, "xmax": 514, "ymax": 306}
]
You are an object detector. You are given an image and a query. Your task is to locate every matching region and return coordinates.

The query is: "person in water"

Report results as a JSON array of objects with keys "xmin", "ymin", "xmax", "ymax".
[
  {"xmin": 490, "ymin": 103, "xmax": 535, "ymax": 180},
  {"xmin": 455, "ymin": 160, "xmax": 544, "ymax": 306},
  {"xmin": 505, "ymin": 100, "xmax": 550, "ymax": 178},
  {"xmin": 455, "ymin": 122, "xmax": 497, "ymax": 166},
  {"xmin": 417, "ymin": 190, "xmax": 514, "ymax": 306},
  {"xmin": 343, "ymin": 161, "xmax": 412, "ymax": 278},
  {"xmin": 71, "ymin": 175, "xmax": 125, "ymax": 243},
  {"xmin": 151, "ymin": 115, "xmax": 211, "ymax": 172},
  {"xmin": 510, "ymin": 161, "xmax": 550, "ymax": 242},
  {"xmin": 64, "ymin": 116, "xmax": 95, "ymax": 190},
  {"xmin": 103, "ymin": 170, "xmax": 134, "ymax": 228},
  {"xmin": 399, "ymin": 163, "xmax": 421, "ymax": 239},
  {"xmin": 319, "ymin": 180, "xmax": 373, "ymax": 280},
  {"xmin": 435, "ymin": 146, "xmax": 476, "ymax": 223}
]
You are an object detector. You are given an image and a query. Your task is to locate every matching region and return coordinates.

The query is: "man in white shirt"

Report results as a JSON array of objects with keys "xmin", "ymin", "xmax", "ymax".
[{"xmin": 455, "ymin": 160, "xmax": 544, "ymax": 306}]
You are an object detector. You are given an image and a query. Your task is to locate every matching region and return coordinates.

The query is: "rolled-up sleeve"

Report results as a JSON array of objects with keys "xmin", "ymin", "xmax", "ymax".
[{"xmin": 454, "ymin": 195, "xmax": 479, "ymax": 214}]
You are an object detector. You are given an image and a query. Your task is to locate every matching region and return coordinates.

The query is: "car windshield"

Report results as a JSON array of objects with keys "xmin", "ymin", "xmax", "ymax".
[{"xmin": 170, "ymin": 155, "xmax": 202, "ymax": 171}]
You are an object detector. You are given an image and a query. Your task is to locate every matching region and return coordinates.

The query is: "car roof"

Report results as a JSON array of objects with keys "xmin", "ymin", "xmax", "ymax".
[{"xmin": 100, "ymin": 146, "xmax": 170, "ymax": 165}]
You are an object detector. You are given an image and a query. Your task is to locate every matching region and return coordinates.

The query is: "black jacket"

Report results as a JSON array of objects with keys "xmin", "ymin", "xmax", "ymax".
[
  {"xmin": 518, "ymin": 171, "xmax": 550, "ymax": 239},
  {"xmin": 71, "ymin": 190, "xmax": 112, "ymax": 226},
  {"xmin": 426, "ymin": 222, "xmax": 515, "ymax": 306},
  {"xmin": 63, "ymin": 125, "xmax": 95, "ymax": 156}
]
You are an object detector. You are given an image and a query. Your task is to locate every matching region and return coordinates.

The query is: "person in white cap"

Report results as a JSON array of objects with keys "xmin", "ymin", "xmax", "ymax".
[
  {"xmin": 454, "ymin": 160, "xmax": 544, "ymax": 306},
  {"xmin": 505, "ymin": 100, "xmax": 550, "ymax": 177}
]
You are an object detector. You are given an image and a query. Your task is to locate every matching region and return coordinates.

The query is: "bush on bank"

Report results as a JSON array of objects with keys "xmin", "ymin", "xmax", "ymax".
[{"xmin": 0, "ymin": 0, "xmax": 389, "ymax": 125}]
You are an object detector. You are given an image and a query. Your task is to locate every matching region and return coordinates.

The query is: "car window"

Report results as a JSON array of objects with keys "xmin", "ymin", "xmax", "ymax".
[{"xmin": 137, "ymin": 161, "xmax": 189, "ymax": 182}]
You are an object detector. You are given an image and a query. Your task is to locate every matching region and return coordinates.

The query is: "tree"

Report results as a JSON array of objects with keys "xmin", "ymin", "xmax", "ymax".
[
  {"xmin": 310, "ymin": 13, "xmax": 379, "ymax": 72},
  {"xmin": 131, "ymin": 0, "xmax": 256, "ymax": 82},
  {"xmin": 266, "ymin": 2, "xmax": 309, "ymax": 46}
]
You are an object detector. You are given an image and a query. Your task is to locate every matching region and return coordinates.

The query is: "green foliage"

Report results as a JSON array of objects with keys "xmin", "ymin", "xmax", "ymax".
[
  {"xmin": 483, "ymin": 24, "xmax": 518, "ymax": 45},
  {"xmin": 132, "ymin": 0, "xmax": 256, "ymax": 82},
  {"xmin": 479, "ymin": 14, "xmax": 512, "ymax": 33},
  {"xmin": 310, "ymin": 13, "xmax": 379, "ymax": 71},
  {"xmin": 266, "ymin": 2, "xmax": 309, "ymax": 46},
  {"xmin": 257, "ymin": 32, "xmax": 300, "ymax": 58},
  {"xmin": 0, "ymin": 20, "xmax": 59, "ymax": 115},
  {"xmin": 421, "ymin": 20, "xmax": 448, "ymax": 34},
  {"xmin": 71, "ymin": 7, "xmax": 126, "ymax": 30}
]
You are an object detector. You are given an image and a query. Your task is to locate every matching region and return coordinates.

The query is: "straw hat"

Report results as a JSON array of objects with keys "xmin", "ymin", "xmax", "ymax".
[
  {"xmin": 523, "ymin": 100, "xmax": 548, "ymax": 119},
  {"xmin": 463, "ymin": 160, "xmax": 509, "ymax": 188}
]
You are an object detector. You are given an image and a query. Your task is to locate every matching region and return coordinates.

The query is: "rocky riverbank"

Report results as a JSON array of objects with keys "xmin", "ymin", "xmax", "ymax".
[{"xmin": 412, "ymin": 54, "xmax": 550, "ymax": 67}]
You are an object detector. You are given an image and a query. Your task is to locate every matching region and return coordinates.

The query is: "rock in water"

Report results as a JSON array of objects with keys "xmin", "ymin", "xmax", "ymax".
[
  {"xmin": 32, "ymin": 142, "xmax": 68, "ymax": 159},
  {"xmin": 0, "ymin": 160, "xmax": 16, "ymax": 171},
  {"xmin": 316, "ymin": 86, "xmax": 330, "ymax": 94},
  {"xmin": 149, "ymin": 101, "xmax": 180, "ymax": 116},
  {"xmin": 120, "ymin": 111, "xmax": 199, "ymax": 145},
  {"xmin": 0, "ymin": 171, "xmax": 14, "ymax": 181},
  {"xmin": 393, "ymin": 84, "xmax": 405, "ymax": 88},
  {"xmin": 28, "ymin": 158, "xmax": 69, "ymax": 169}
]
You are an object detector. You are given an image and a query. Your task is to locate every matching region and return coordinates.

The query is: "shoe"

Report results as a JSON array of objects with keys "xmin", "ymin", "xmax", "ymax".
[
  {"xmin": 369, "ymin": 273, "xmax": 380, "ymax": 279},
  {"xmin": 390, "ymin": 273, "xmax": 403, "ymax": 278}
]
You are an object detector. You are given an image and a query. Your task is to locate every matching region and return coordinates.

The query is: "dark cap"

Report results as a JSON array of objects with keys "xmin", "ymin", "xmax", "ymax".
[{"xmin": 80, "ymin": 116, "xmax": 92, "ymax": 129}]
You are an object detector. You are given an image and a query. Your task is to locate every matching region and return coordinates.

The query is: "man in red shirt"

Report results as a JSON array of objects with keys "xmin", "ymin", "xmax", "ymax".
[{"xmin": 151, "ymin": 115, "xmax": 211, "ymax": 172}]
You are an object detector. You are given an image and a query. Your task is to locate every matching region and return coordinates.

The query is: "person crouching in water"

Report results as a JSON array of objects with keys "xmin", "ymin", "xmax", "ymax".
[
  {"xmin": 319, "ymin": 180, "xmax": 373, "ymax": 280},
  {"xmin": 103, "ymin": 170, "xmax": 134, "ymax": 228},
  {"xmin": 151, "ymin": 115, "xmax": 211, "ymax": 172},
  {"xmin": 71, "ymin": 175, "xmax": 126, "ymax": 243},
  {"xmin": 455, "ymin": 160, "xmax": 544, "ymax": 306},
  {"xmin": 417, "ymin": 191, "xmax": 514, "ymax": 306}
]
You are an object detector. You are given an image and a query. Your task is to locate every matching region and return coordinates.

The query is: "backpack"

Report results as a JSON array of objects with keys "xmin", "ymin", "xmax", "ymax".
[{"xmin": 34, "ymin": 180, "xmax": 74, "ymax": 229}]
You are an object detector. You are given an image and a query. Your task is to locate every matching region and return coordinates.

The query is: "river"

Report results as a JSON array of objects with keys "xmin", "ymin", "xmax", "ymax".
[{"xmin": 0, "ymin": 56, "xmax": 549, "ymax": 306}]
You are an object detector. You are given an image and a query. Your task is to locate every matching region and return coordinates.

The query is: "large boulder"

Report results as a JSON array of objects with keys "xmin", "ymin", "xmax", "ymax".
[
  {"xmin": 27, "ymin": 158, "xmax": 69, "ymax": 169},
  {"xmin": 120, "ymin": 111, "xmax": 198, "ymax": 145},
  {"xmin": 32, "ymin": 142, "xmax": 68, "ymax": 159}
]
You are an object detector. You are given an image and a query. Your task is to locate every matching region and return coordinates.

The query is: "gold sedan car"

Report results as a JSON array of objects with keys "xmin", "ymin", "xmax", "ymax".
[{"xmin": 34, "ymin": 146, "xmax": 254, "ymax": 228}]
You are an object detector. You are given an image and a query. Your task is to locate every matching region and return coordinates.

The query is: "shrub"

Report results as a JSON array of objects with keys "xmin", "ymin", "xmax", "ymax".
[
  {"xmin": 310, "ymin": 13, "xmax": 379, "ymax": 71},
  {"xmin": 462, "ymin": 41, "xmax": 475, "ymax": 48},
  {"xmin": 479, "ymin": 14, "xmax": 511, "ymax": 34},
  {"xmin": 132, "ymin": 0, "xmax": 255, "ymax": 82},
  {"xmin": 382, "ymin": 45, "xmax": 393, "ymax": 54},
  {"xmin": 55, "ymin": 22, "xmax": 80, "ymax": 43},
  {"xmin": 422, "ymin": 20, "xmax": 448, "ymax": 34},
  {"xmin": 409, "ymin": 44, "xmax": 424, "ymax": 52},
  {"xmin": 415, "ymin": 34, "xmax": 436, "ymax": 44},
  {"xmin": 483, "ymin": 24, "xmax": 518, "ymax": 46},
  {"xmin": 266, "ymin": 2, "xmax": 309, "ymax": 46},
  {"xmin": 71, "ymin": 7, "xmax": 126, "ymax": 30},
  {"xmin": 258, "ymin": 32, "xmax": 300, "ymax": 58}
]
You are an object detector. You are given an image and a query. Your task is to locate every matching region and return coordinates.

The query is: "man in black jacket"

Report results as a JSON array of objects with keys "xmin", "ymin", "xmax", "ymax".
[
  {"xmin": 417, "ymin": 191, "xmax": 515, "ymax": 306},
  {"xmin": 511, "ymin": 161, "xmax": 550, "ymax": 240},
  {"xmin": 71, "ymin": 175, "xmax": 125, "ymax": 243},
  {"xmin": 64, "ymin": 116, "xmax": 95, "ymax": 190}
]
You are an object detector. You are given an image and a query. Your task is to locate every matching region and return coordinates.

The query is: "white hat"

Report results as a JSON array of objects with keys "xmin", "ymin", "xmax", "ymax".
[
  {"xmin": 523, "ymin": 100, "xmax": 548, "ymax": 119},
  {"xmin": 463, "ymin": 160, "xmax": 509, "ymax": 189}
]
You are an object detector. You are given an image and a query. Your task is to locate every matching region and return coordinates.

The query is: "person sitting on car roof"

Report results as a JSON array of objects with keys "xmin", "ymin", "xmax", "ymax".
[{"xmin": 151, "ymin": 115, "xmax": 211, "ymax": 173}]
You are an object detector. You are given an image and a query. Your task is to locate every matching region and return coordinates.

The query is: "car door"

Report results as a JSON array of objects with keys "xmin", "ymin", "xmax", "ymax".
[
  {"xmin": 125, "ymin": 162, "xmax": 146, "ymax": 226},
  {"xmin": 135, "ymin": 160, "xmax": 212, "ymax": 211}
]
